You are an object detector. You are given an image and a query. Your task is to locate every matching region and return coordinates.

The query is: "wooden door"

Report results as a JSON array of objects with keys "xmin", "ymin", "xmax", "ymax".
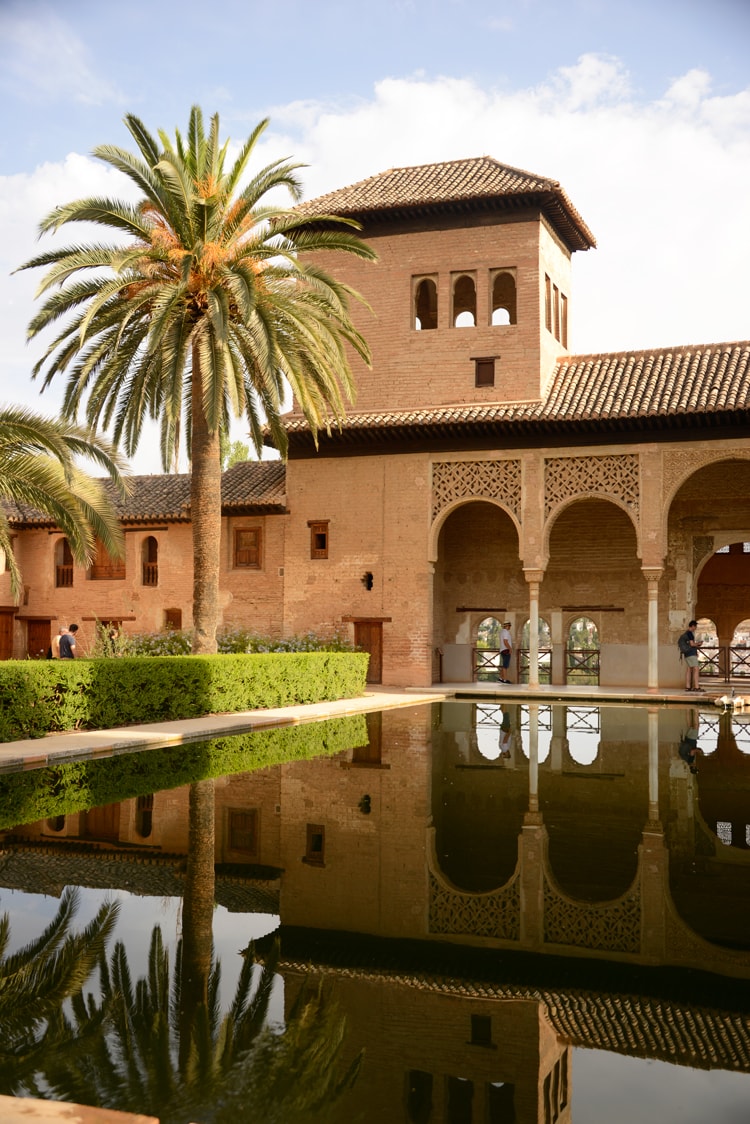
[
  {"xmin": 27, "ymin": 620, "xmax": 51, "ymax": 660},
  {"xmin": 84, "ymin": 803, "xmax": 120, "ymax": 842},
  {"xmin": 354, "ymin": 621, "xmax": 383, "ymax": 684},
  {"xmin": 0, "ymin": 612, "xmax": 14, "ymax": 660}
]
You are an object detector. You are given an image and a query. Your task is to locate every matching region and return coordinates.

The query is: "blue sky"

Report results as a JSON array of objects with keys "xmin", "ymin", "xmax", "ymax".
[{"xmin": 1, "ymin": 0, "xmax": 749, "ymax": 472}]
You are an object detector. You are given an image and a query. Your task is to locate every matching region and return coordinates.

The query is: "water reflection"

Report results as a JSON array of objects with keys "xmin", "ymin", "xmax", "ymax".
[{"xmin": 0, "ymin": 702, "xmax": 748, "ymax": 1122}]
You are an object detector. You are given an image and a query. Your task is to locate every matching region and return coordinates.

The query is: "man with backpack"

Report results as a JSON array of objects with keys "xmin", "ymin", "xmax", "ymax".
[{"xmin": 679, "ymin": 619, "xmax": 703, "ymax": 692}]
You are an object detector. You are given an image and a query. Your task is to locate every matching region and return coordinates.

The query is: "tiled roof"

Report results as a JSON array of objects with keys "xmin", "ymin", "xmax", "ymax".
[
  {"xmin": 6, "ymin": 459, "xmax": 287, "ymax": 527},
  {"xmin": 296, "ymin": 156, "xmax": 596, "ymax": 252},
  {"xmin": 279, "ymin": 341, "xmax": 750, "ymax": 447}
]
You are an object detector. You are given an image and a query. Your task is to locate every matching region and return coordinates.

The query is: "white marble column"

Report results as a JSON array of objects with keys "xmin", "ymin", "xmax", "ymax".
[
  {"xmin": 642, "ymin": 567, "xmax": 663, "ymax": 690},
  {"xmin": 524, "ymin": 569, "xmax": 544, "ymax": 689}
]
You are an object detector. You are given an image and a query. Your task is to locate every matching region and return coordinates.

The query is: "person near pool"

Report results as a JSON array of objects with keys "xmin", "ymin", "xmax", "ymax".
[
  {"xmin": 499, "ymin": 620, "xmax": 513, "ymax": 683},
  {"xmin": 681, "ymin": 619, "xmax": 703, "ymax": 692}
]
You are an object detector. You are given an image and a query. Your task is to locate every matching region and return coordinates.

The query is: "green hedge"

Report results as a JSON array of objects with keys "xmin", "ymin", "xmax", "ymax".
[
  {"xmin": 0, "ymin": 713, "xmax": 369, "ymax": 831},
  {"xmin": 0, "ymin": 652, "xmax": 369, "ymax": 743}
]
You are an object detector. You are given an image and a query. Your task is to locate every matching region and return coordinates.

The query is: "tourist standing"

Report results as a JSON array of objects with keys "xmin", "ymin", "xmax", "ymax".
[
  {"xmin": 59, "ymin": 623, "xmax": 79, "ymax": 659},
  {"xmin": 680, "ymin": 619, "xmax": 703, "ymax": 692},
  {"xmin": 499, "ymin": 620, "xmax": 513, "ymax": 683}
]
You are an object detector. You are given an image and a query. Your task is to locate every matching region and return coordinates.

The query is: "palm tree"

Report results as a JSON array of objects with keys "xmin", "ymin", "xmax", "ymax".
[
  {"xmin": 17, "ymin": 106, "xmax": 375, "ymax": 653},
  {"xmin": 0, "ymin": 886, "xmax": 119, "ymax": 1095},
  {"xmin": 0, "ymin": 405, "xmax": 127, "ymax": 598},
  {"xmin": 38, "ymin": 925, "xmax": 361, "ymax": 1124}
]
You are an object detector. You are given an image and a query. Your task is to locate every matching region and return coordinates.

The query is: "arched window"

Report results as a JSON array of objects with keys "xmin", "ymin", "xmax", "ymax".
[
  {"xmin": 55, "ymin": 538, "xmax": 73, "ymax": 587},
  {"xmin": 476, "ymin": 616, "xmax": 502, "ymax": 683},
  {"xmin": 452, "ymin": 274, "xmax": 476, "ymax": 327},
  {"xmin": 520, "ymin": 617, "xmax": 552, "ymax": 683},
  {"xmin": 135, "ymin": 794, "xmax": 153, "ymax": 839},
  {"xmin": 566, "ymin": 617, "xmax": 600, "ymax": 685},
  {"xmin": 89, "ymin": 538, "xmax": 125, "ymax": 580},
  {"xmin": 414, "ymin": 278, "xmax": 437, "ymax": 330},
  {"xmin": 491, "ymin": 271, "xmax": 517, "ymax": 325},
  {"xmin": 142, "ymin": 536, "xmax": 158, "ymax": 586}
]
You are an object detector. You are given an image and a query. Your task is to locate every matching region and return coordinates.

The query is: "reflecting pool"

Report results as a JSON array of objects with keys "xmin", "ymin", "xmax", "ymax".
[{"xmin": 0, "ymin": 700, "xmax": 748, "ymax": 1123}]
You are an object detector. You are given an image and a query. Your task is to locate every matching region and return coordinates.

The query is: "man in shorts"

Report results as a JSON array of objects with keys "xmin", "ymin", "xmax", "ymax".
[
  {"xmin": 499, "ymin": 621, "xmax": 513, "ymax": 684},
  {"xmin": 682, "ymin": 619, "xmax": 703, "ymax": 692}
]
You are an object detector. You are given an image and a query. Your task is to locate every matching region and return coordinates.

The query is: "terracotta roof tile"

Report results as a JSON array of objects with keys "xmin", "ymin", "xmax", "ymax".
[
  {"xmin": 278, "ymin": 340, "xmax": 750, "ymax": 441},
  {"xmin": 296, "ymin": 156, "xmax": 596, "ymax": 252},
  {"xmin": 6, "ymin": 460, "xmax": 287, "ymax": 527}
]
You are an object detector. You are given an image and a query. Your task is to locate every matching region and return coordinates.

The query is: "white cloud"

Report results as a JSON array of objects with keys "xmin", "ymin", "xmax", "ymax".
[
  {"xmin": 0, "ymin": 5, "xmax": 123, "ymax": 106},
  {"xmin": 2, "ymin": 54, "xmax": 749, "ymax": 471}
]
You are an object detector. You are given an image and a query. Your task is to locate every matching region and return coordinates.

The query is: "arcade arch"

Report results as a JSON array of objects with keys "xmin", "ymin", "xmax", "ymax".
[
  {"xmin": 433, "ymin": 501, "xmax": 523, "ymax": 677},
  {"xmin": 544, "ymin": 499, "xmax": 640, "ymax": 687}
]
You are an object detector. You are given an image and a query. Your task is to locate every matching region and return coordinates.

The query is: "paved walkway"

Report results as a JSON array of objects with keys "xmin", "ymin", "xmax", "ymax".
[{"xmin": 0, "ymin": 680, "xmax": 729, "ymax": 772}]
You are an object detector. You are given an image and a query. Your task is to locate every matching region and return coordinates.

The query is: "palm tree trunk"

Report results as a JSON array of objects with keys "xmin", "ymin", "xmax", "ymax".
[
  {"xmin": 179, "ymin": 778, "xmax": 216, "ymax": 1071},
  {"xmin": 190, "ymin": 347, "xmax": 222, "ymax": 655}
]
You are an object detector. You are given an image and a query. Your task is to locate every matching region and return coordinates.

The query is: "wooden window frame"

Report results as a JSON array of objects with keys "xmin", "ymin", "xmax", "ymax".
[
  {"xmin": 227, "ymin": 808, "xmax": 259, "ymax": 858},
  {"xmin": 473, "ymin": 356, "xmax": 496, "ymax": 388},
  {"xmin": 233, "ymin": 527, "xmax": 262, "ymax": 570},
  {"xmin": 308, "ymin": 520, "xmax": 329, "ymax": 560},
  {"xmin": 303, "ymin": 823, "xmax": 325, "ymax": 866}
]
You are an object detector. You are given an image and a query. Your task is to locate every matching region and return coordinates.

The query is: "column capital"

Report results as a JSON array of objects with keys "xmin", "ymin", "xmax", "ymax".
[
  {"xmin": 524, "ymin": 568, "xmax": 545, "ymax": 585},
  {"xmin": 641, "ymin": 566, "xmax": 664, "ymax": 583}
]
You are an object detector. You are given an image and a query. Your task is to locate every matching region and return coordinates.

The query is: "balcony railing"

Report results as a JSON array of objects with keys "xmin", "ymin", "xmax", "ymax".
[
  {"xmin": 565, "ymin": 648, "xmax": 600, "ymax": 685},
  {"xmin": 55, "ymin": 564, "xmax": 73, "ymax": 588},
  {"xmin": 142, "ymin": 562, "xmax": 158, "ymax": 587},
  {"xmin": 698, "ymin": 645, "xmax": 750, "ymax": 682}
]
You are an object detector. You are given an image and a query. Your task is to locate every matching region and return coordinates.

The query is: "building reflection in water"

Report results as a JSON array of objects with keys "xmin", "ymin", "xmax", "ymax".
[{"xmin": 0, "ymin": 701, "xmax": 749, "ymax": 1123}]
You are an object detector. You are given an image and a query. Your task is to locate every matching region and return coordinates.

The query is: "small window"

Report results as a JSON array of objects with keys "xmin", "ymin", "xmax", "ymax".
[
  {"xmin": 491, "ymin": 270, "xmax": 517, "ymax": 325},
  {"xmin": 545, "ymin": 274, "xmax": 552, "ymax": 333},
  {"xmin": 304, "ymin": 823, "xmax": 325, "ymax": 865},
  {"xmin": 234, "ymin": 528, "xmax": 261, "ymax": 569},
  {"xmin": 414, "ymin": 277, "xmax": 438, "ymax": 330},
  {"xmin": 470, "ymin": 1014, "xmax": 493, "ymax": 1046},
  {"xmin": 228, "ymin": 809, "xmax": 258, "ymax": 856},
  {"xmin": 135, "ymin": 795, "xmax": 153, "ymax": 839},
  {"xmin": 474, "ymin": 357, "xmax": 496, "ymax": 387},
  {"xmin": 142, "ymin": 536, "xmax": 158, "ymax": 586},
  {"xmin": 89, "ymin": 538, "xmax": 125, "ymax": 581},
  {"xmin": 452, "ymin": 273, "xmax": 476, "ymax": 327},
  {"xmin": 55, "ymin": 537, "xmax": 74, "ymax": 588},
  {"xmin": 308, "ymin": 520, "xmax": 329, "ymax": 559},
  {"xmin": 164, "ymin": 608, "xmax": 182, "ymax": 630},
  {"xmin": 560, "ymin": 292, "xmax": 568, "ymax": 348}
]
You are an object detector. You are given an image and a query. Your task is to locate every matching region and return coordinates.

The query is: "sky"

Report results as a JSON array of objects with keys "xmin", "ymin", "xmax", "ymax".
[{"xmin": 1, "ymin": 0, "xmax": 749, "ymax": 474}]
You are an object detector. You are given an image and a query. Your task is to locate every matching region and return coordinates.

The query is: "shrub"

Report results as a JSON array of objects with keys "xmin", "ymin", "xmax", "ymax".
[
  {"xmin": 0, "ymin": 651, "xmax": 369, "ymax": 743},
  {"xmin": 90, "ymin": 625, "xmax": 357, "ymax": 658}
]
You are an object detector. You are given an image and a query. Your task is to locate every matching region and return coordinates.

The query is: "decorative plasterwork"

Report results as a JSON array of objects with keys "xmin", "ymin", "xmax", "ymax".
[
  {"xmin": 543, "ymin": 877, "xmax": 641, "ymax": 953},
  {"xmin": 431, "ymin": 459, "xmax": 522, "ymax": 523},
  {"xmin": 663, "ymin": 447, "xmax": 750, "ymax": 506},
  {"xmin": 428, "ymin": 871, "xmax": 521, "ymax": 941},
  {"xmin": 692, "ymin": 535, "xmax": 714, "ymax": 576},
  {"xmin": 544, "ymin": 454, "xmax": 640, "ymax": 520}
]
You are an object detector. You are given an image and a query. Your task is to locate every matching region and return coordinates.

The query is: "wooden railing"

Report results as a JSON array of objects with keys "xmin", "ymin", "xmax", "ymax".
[
  {"xmin": 142, "ymin": 562, "xmax": 158, "ymax": 587},
  {"xmin": 699, "ymin": 645, "xmax": 750, "ymax": 682},
  {"xmin": 518, "ymin": 648, "xmax": 552, "ymax": 684},
  {"xmin": 55, "ymin": 564, "xmax": 73, "ymax": 588},
  {"xmin": 565, "ymin": 648, "xmax": 600, "ymax": 685}
]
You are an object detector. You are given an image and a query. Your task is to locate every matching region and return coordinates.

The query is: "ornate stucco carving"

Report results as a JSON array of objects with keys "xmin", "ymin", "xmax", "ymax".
[
  {"xmin": 692, "ymin": 535, "xmax": 714, "ymax": 575},
  {"xmin": 663, "ymin": 447, "xmax": 750, "ymax": 505},
  {"xmin": 544, "ymin": 454, "xmax": 640, "ymax": 520},
  {"xmin": 431, "ymin": 459, "xmax": 522, "ymax": 522}
]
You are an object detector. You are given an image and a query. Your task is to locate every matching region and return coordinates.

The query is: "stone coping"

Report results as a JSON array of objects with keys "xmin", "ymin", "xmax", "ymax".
[{"xmin": 0, "ymin": 682, "xmax": 724, "ymax": 772}]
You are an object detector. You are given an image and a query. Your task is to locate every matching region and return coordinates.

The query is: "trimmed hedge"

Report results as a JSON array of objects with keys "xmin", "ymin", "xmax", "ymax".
[
  {"xmin": 0, "ymin": 652, "xmax": 369, "ymax": 743},
  {"xmin": 0, "ymin": 713, "xmax": 369, "ymax": 830}
]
